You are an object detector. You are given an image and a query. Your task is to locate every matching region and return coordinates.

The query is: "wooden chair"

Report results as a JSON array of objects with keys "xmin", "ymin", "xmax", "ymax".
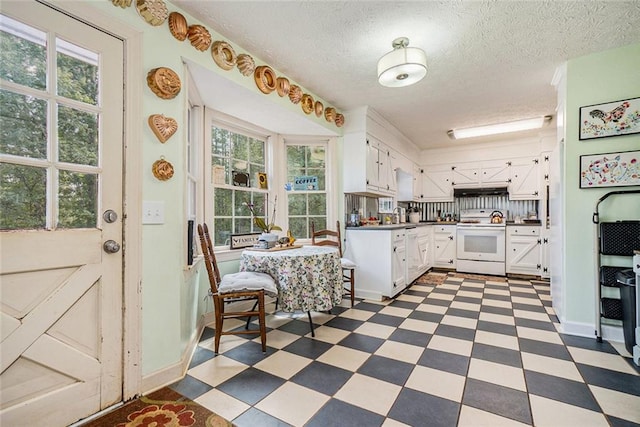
[
  {"xmin": 198, "ymin": 223, "xmax": 277, "ymax": 353},
  {"xmin": 311, "ymin": 220, "xmax": 356, "ymax": 307}
]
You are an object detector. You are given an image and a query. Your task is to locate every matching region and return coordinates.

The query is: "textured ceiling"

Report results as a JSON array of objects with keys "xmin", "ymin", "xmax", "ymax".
[{"xmin": 173, "ymin": 0, "xmax": 640, "ymax": 149}]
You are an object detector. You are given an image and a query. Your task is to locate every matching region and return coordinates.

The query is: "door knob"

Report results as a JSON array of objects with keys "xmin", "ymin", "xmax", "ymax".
[
  {"xmin": 103, "ymin": 240, "xmax": 121, "ymax": 253},
  {"xmin": 103, "ymin": 209, "xmax": 118, "ymax": 223}
]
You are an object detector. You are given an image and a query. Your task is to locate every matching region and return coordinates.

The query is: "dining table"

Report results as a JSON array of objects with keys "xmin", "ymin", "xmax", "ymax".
[{"xmin": 239, "ymin": 245, "xmax": 344, "ymax": 332}]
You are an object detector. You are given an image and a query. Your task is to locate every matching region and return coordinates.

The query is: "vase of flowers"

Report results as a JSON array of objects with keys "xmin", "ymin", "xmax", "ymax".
[{"xmin": 245, "ymin": 195, "xmax": 281, "ymax": 243}]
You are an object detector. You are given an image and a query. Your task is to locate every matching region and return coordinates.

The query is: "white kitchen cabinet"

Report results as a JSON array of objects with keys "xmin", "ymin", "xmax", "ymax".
[
  {"xmin": 343, "ymin": 133, "xmax": 396, "ymax": 197},
  {"xmin": 433, "ymin": 225, "xmax": 456, "ymax": 269},
  {"xmin": 406, "ymin": 226, "xmax": 432, "ymax": 283},
  {"xmin": 481, "ymin": 159, "xmax": 511, "ymax": 185},
  {"xmin": 413, "ymin": 163, "xmax": 424, "ymax": 201},
  {"xmin": 418, "ymin": 226, "xmax": 433, "ymax": 273},
  {"xmin": 344, "ymin": 228, "xmax": 407, "ymax": 301},
  {"xmin": 397, "ymin": 163, "xmax": 424, "ymax": 202},
  {"xmin": 422, "ymin": 165, "xmax": 453, "ymax": 201},
  {"xmin": 509, "ymin": 157, "xmax": 541, "ymax": 200},
  {"xmin": 506, "ymin": 226, "xmax": 541, "ymax": 275},
  {"xmin": 452, "ymin": 164, "xmax": 479, "ymax": 186}
]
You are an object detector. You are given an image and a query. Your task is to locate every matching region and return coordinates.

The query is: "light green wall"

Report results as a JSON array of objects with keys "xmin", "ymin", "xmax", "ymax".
[
  {"xmin": 564, "ymin": 43, "xmax": 640, "ymax": 325},
  {"xmin": 89, "ymin": 1, "xmax": 340, "ymax": 377}
]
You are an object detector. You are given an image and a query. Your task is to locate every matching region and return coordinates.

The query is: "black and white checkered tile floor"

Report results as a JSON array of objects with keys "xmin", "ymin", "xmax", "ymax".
[{"xmin": 171, "ymin": 273, "xmax": 640, "ymax": 426}]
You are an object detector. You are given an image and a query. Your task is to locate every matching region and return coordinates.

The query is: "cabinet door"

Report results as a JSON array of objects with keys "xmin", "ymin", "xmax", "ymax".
[
  {"xmin": 381, "ymin": 147, "xmax": 396, "ymax": 193},
  {"xmin": 423, "ymin": 167, "xmax": 453, "ymax": 201},
  {"xmin": 392, "ymin": 241, "xmax": 407, "ymax": 294},
  {"xmin": 452, "ymin": 164, "xmax": 480, "ymax": 186},
  {"xmin": 366, "ymin": 138, "xmax": 380, "ymax": 189},
  {"xmin": 418, "ymin": 234, "xmax": 431, "ymax": 271},
  {"xmin": 507, "ymin": 229, "xmax": 541, "ymax": 274},
  {"xmin": 481, "ymin": 160, "xmax": 511, "ymax": 185},
  {"xmin": 407, "ymin": 232, "xmax": 421, "ymax": 282},
  {"xmin": 433, "ymin": 228, "xmax": 456, "ymax": 267},
  {"xmin": 413, "ymin": 164, "xmax": 423, "ymax": 201},
  {"xmin": 509, "ymin": 157, "xmax": 540, "ymax": 200}
]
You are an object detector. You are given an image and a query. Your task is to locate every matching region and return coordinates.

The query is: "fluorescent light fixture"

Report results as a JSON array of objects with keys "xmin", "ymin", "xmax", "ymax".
[
  {"xmin": 447, "ymin": 116, "xmax": 552, "ymax": 139},
  {"xmin": 377, "ymin": 37, "xmax": 427, "ymax": 88}
]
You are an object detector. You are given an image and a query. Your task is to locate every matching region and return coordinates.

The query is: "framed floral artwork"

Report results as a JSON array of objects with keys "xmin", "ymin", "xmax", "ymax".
[
  {"xmin": 579, "ymin": 97, "xmax": 640, "ymax": 140},
  {"xmin": 579, "ymin": 150, "xmax": 640, "ymax": 188}
]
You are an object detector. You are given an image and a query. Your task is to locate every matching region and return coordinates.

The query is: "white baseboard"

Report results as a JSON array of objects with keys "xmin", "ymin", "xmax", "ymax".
[
  {"xmin": 355, "ymin": 288, "xmax": 383, "ymax": 302},
  {"xmin": 556, "ymin": 320, "xmax": 624, "ymax": 343},
  {"xmin": 140, "ymin": 315, "xmax": 206, "ymax": 394}
]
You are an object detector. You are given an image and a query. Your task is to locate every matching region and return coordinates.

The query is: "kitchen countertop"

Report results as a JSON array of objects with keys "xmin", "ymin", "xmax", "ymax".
[{"xmin": 346, "ymin": 221, "xmax": 457, "ymax": 230}]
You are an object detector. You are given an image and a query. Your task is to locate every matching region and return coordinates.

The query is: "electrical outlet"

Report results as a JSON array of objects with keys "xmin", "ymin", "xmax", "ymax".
[{"xmin": 142, "ymin": 201, "xmax": 165, "ymax": 224}]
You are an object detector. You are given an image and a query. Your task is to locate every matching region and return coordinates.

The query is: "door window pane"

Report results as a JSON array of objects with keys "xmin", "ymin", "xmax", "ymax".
[
  {"xmin": 0, "ymin": 89, "xmax": 47, "ymax": 159},
  {"xmin": 0, "ymin": 163, "xmax": 46, "ymax": 230},
  {"xmin": 56, "ymin": 38, "xmax": 98, "ymax": 105},
  {"xmin": 0, "ymin": 14, "xmax": 46, "ymax": 90},
  {"xmin": 58, "ymin": 171, "xmax": 97, "ymax": 228},
  {"xmin": 58, "ymin": 104, "xmax": 98, "ymax": 166}
]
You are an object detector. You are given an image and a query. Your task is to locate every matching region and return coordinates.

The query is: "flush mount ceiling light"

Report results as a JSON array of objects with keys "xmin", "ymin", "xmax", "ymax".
[
  {"xmin": 447, "ymin": 115, "xmax": 553, "ymax": 139},
  {"xmin": 377, "ymin": 37, "xmax": 427, "ymax": 88}
]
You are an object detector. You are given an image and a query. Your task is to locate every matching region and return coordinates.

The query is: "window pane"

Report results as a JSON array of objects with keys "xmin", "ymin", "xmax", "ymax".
[
  {"xmin": 0, "ymin": 163, "xmax": 46, "ymax": 230},
  {"xmin": 309, "ymin": 217, "xmax": 326, "ymax": 235},
  {"xmin": 58, "ymin": 170, "xmax": 97, "ymax": 228},
  {"xmin": 0, "ymin": 15, "xmax": 46, "ymax": 90},
  {"xmin": 0, "ymin": 89, "xmax": 47, "ymax": 159},
  {"xmin": 212, "ymin": 127, "xmax": 230, "ymax": 157},
  {"xmin": 287, "ymin": 145, "xmax": 305, "ymax": 169},
  {"xmin": 58, "ymin": 104, "xmax": 98, "ymax": 166},
  {"xmin": 249, "ymin": 138, "xmax": 264, "ymax": 164},
  {"xmin": 249, "ymin": 163, "xmax": 264, "ymax": 187},
  {"xmin": 212, "ymin": 156, "xmax": 229, "ymax": 185},
  {"xmin": 308, "ymin": 193, "xmax": 326, "ymax": 215},
  {"xmin": 235, "ymin": 218, "xmax": 252, "ymax": 234},
  {"xmin": 312, "ymin": 168, "xmax": 326, "ymax": 191},
  {"xmin": 252, "ymin": 192, "xmax": 266, "ymax": 217},
  {"xmin": 287, "ymin": 168, "xmax": 304, "ymax": 184},
  {"xmin": 215, "ymin": 188, "xmax": 232, "ymax": 216},
  {"xmin": 232, "ymin": 133, "xmax": 248, "ymax": 160},
  {"xmin": 213, "ymin": 218, "xmax": 232, "ymax": 246},
  {"xmin": 57, "ymin": 38, "xmax": 98, "ymax": 105},
  {"xmin": 289, "ymin": 217, "xmax": 307, "ymax": 240},
  {"xmin": 288, "ymin": 193, "xmax": 306, "ymax": 215},
  {"xmin": 307, "ymin": 146, "xmax": 325, "ymax": 167},
  {"xmin": 234, "ymin": 190, "xmax": 251, "ymax": 216}
]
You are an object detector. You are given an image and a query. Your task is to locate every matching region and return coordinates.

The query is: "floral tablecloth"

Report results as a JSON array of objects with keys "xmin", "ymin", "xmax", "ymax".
[{"xmin": 239, "ymin": 245, "xmax": 343, "ymax": 312}]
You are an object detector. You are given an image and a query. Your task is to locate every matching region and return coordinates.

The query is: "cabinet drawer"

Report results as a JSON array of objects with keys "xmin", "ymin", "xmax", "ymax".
[
  {"xmin": 394, "ymin": 231, "xmax": 406, "ymax": 240},
  {"xmin": 509, "ymin": 226, "xmax": 540, "ymax": 236}
]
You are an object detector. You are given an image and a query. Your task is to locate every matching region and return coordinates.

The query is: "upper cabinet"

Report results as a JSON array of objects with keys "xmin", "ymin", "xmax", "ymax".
[
  {"xmin": 508, "ymin": 157, "xmax": 540, "ymax": 200},
  {"xmin": 421, "ymin": 156, "xmax": 541, "ymax": 201},
  {"xmin": 344, "ymin": 133, "xmax": 397, "ymax": 196},
  {"xmin": 423, "ymin": 165, "xmax": 454, "ymax": 201}
]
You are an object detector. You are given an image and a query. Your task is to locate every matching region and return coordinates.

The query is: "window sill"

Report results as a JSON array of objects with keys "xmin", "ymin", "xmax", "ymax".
[{"xmin": 215, "ymin": 249, "xmax": 243, "ymax": 263}]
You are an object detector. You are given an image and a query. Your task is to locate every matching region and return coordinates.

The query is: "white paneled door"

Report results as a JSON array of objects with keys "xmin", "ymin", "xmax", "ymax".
[{"xmin": 0, "ymin": 1, "xmax": 124, "ymax": 425}]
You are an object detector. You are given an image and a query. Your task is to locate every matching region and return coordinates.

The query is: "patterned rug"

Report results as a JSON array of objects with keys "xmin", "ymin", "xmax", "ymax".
[
  {"xmin": 414, "ymin": 270, "xmax": 507, "ymax": 286},
  {"xmin": 82, "ymin": 387, "xmax": 233, "ymax": 427}
]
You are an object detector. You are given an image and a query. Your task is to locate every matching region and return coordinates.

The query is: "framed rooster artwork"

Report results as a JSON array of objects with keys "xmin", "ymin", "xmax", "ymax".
[{"xmin": 579, "ymin": 97, "xmax": 640, "ymax": 140}]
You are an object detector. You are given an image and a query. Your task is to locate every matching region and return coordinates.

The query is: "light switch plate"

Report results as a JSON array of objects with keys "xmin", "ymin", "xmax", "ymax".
[{"xmin": 142, "ymin": 201, "xmax": 165, "ymax": 224}]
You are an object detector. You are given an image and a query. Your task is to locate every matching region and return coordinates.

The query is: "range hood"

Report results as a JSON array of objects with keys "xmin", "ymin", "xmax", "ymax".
[{"xmin": 454, "ymin": 187, "xmax": 509, "ymax": 197}]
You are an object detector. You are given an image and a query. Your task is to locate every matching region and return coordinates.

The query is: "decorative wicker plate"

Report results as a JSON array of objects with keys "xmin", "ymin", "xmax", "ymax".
[
  {"xmin": 112, "ymin": 0, "xmax": 132, "ymax": 8},
  {"xmin": 324, "ymin": 107, "xmax": 336, "ymax": 123},
  {"xmin": 211, "ymin": 41, "xmax": 237, "ymax": 70},
  {"xmin": 301, "ymin": 94, "xmax": 314, "ymax": 114},
  {"xmin": 147, "ymin": 67, "xmax": 181, "ymax": 99},
  {"xmin": 314, "ymin": 100, "xmax": 324, "ymax": 117},
  {"xmin": 187, "ymin": 24, "xmax": 211, "ymax": 51},
  {"xmin": 136, "ymin": 0, "xmax": 168, "ymax": 26},
  {"xmin": 236, "ymin": 54, "xmax": 255, "ymax": 76},
  {"xmin": 254, "ymin": 65, "xmax": 277, "ymax": 94},
  {"xmin": 168, "ymin": 12, "xmax": 188, "ymax": 41},
  {"xmin": 288, "ymin": 84, "xmax": 303, "ymax": 104},
  {"xmin": 152, "ymin": 157, "xmax": 174, "ymax": 181},
  {"xmin": 334, "ymin": 113, "xmax": 345, "ymax": 127},
  {"xmin": 148, "ymin": 114, "xmax": 178, "ymax": 142},
  {"xmin": 276, "ymin": 77, "xmax": 290, "ymax": 97}
]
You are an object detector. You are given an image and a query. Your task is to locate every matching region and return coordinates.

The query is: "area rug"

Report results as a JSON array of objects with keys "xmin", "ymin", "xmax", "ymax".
[
  {"xmin": 82, "ymin": 387, "xmax": 233, "ymax": 427},
  {"xmin": 414, "ymin": 270, "xmax": 507, "ymax": 286}
]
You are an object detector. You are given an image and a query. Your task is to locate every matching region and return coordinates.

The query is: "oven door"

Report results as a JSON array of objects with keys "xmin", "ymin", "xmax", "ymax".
[{"xmin": 456, "ymin": 225, "xmax": 506, "ymax": 262}]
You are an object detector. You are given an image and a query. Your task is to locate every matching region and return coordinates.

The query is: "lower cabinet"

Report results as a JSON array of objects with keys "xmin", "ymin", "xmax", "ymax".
[
  {"xmin": 506, "ymin": 226, "xmax": 541, "ymax": 275},
  {"xmin": 433, "ymin": 225, "xmax": 456, "ymax": 269},
  {"xmin": 345, "ymin": 228, "xmax": 407, "ymax": 301},
  {"xmin": 407, "ymin": 226, "xmax": 433, "ymax": 283}
]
